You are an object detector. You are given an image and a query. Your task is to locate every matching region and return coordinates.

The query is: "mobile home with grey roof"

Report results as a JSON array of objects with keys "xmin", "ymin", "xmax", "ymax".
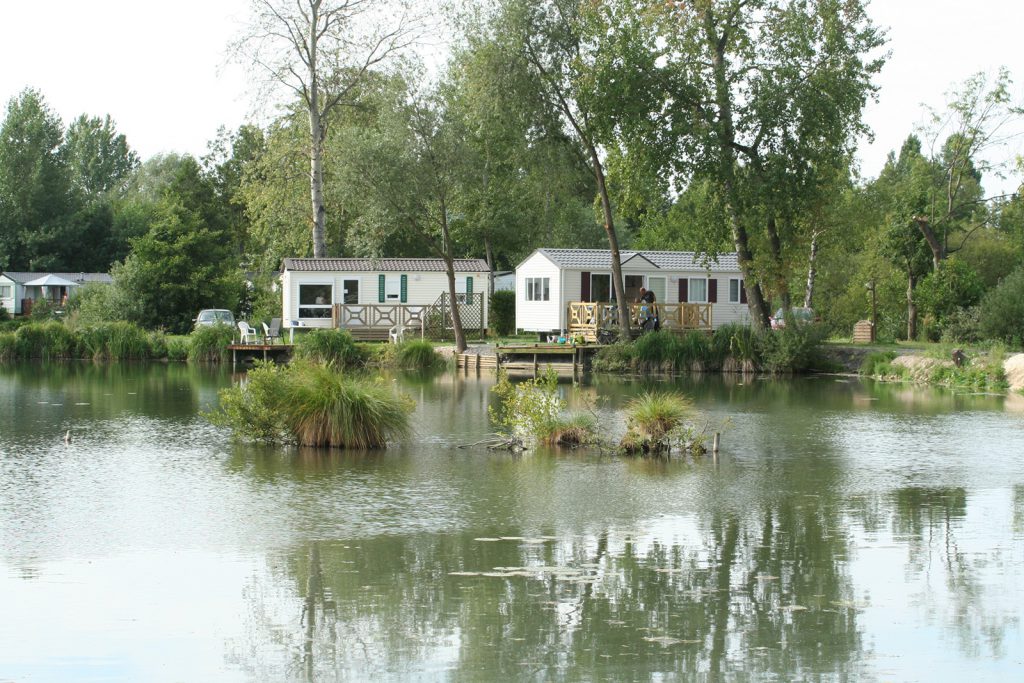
[{"xmin": 514, "ymin": 248, "xmax": 749, "ymax": 335}]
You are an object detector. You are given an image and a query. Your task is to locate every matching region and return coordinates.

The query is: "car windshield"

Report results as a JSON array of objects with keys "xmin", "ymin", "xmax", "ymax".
[{"xmin": 198, "ymin": 310, "xmax": 232, "ymax": 323}]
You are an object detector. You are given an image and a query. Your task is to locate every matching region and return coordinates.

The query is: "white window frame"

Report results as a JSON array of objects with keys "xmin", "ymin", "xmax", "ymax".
[
  {"xmin": 298, "ymin": 283, "xmax": 334, "ymax": 319},
  {"xmin": 0, "ymin": 284, "xmax": 11, "ymax": 298},
  {"xmin": 384, "ymin": 275, "xmax": 401, "ymax": 302},
  {"xmin": 729, "ymin": 278, "xmax": 743, "ymax": 303},
  {"xmin": 646, "ymin": 276, "xmax": 666, "ymax": 303},
  {"xmin": 688, "ymin": 277, "xmax": 708, "ymax": 304},
  {"xmin": 525, "ymin": 277, "xmax": 550, "ymax": 302}
]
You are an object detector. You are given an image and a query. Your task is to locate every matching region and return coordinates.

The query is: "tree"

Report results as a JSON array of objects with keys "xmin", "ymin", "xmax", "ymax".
[
  {"xmin": 0, "ymin": 88, "xmax": 74, "ymax": 270},
  {"xmin": 63, "ymin": 114, "xmax": 139, "ymax": 198},
  {"xmin": 490, "ymin": 0, "xmax": 636, "ymax": 338},
  {"xmin": 339, "ymin": 82, "xmax": 473, "ymax": 351},
  {"xmin": 232, "ymin": 0, "xmax": 418, "ymax": 258},
  {"xmin": 117, "ymin": 157, "xmax": 243, "ymax": 332},
  {"xmin": 629, "ymin": 0, "xmax": 884, "ymax": 328},
  {"xmin": 914, "ymin": 68, "xmax": 1024, "ymax": 270}
]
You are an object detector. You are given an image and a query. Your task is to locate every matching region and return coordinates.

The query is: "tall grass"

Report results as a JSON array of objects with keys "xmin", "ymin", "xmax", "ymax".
[
  {"xmin": 620, "ymin": 392, "xmax": 692, "ymax": 454},
  {"xmin": 0, "ymin": 332, "xmax": 15, "ymax": 362},
  {"xmin": 293, "ymin": 329, "xmax": 364, "ymax": 368},
  {"xmin": 14, "ymin": 322, "xmax": 79, "ymax": 359},
  {"xmin": 537, "ymin": 413, "xmax": 596, "ymax": 447},
  {"xmin": 188, "ymin": 324, "xmax": 235, "ymax": 363},
  {"xmin": 78, "ymin": 322, "xmax": 153, "ymax": 360},
  {"xmin": 209, "ymin": 361, "xmax": 413, "ymax": 448},
  {"xmin": 394, "ymin": 339, "xmax": 443, "ymax": 370}
]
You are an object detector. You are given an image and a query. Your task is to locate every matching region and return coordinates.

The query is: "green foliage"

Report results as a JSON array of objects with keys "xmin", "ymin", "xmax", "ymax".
[
  {"xmin": 209, "ymin": 361, "xmax": 413, "ymax": 448},
  {"xmin": 394, "ymin": 340, "xmax": 442, "ymax": 370},
  {"xmin": 914, "ymin": 258, "xmax": 984, "ymax": 339},
  {"xmin": 29, "ymin": 298, "xmax": 59, "ymax": 321},
  {"xmin": 756, "ymin": 324, "xmax": 828, "ymax": 374},
  {"xmin": 715, "ymin": 323, "xmax": 759, "ymax": 364},
  {"xmin": 490, "ymin": 368, "xmax": 567, "ymax": 446},
  {"xmin": 165, "ymin": 335, "xmax": 191, "ymax": 362},
  {"xmin": 859, "ymin": 351, "xmax": 897, "ymax": 376},
  {"xmin": 14, "ymin": 322, "xmax": 78, "ymax": 359},
  {"xmin": 591, "ymin": 341, "xmax": 637, "ymax": 373},
  {"xmin": 538, "ymin": 413, "xmax": 597, "ymax": 447},
  {"xmin": 632, "ymin": 331, "xmax": 678, "ymax": 367},
  {"xmin": 64, "ymin": 281, "xmax": 139, "ymax": 326},
  {"xmin": 939, "ymin": 306, "xmax": 982, "ymax": 344},
  {"xmin": 929, "ymin": 351, "xmax": 1008, "ymax": 392},
  {"xmin": 489, "ymin": 290, "xmax": 516, "ymax": 336},
  {"xmin": 620, "ymin": 392, "xmax": 692, "ymax": 454},
  {"xmin": 292, "ymin": 329, "xmax": 364, "ymax": 368},
  {"xmin": 77, "ymin": 322, "xmax": 152, "ymax": 360},
  {"xmin": 0, "ymin": 332, "xmax": 15, "ymax": 361},
  {"xmin": 188, "ymin": 324, "xmax": 234, "ymax": 363},
  {"xmin": 979, "ymin": 265, "xmax": 1024, "ymax": 345},
  {"xmin": 0, "ymin": 303, "xmax": 8, "ymax": 322}
]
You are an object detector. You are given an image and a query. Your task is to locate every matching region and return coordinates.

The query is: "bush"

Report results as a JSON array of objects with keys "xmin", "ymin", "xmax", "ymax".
[
  {"xmin": 292, "ymin": 329, "xmax": 364, "ymax": 368},
  {"xmin": 64, "ymin": 281, "xmax": 140, "ymax": 326},
  {"xmin": 209, "ymin": 361, "xmax": 414, "ymax": 448},
  {"xmin": 28, "ymin": 298, "xmax": 59, "ymax": 321},
  {"xmin": 592, "ymin": 342, "xmax": 637, "ymax": 373},
  {"xmin": 859, "ymin": 350, "xmax": 897, "ymax": 376},
  {"xmin": 394, "ymin": 339, "xmax": 442, "ymax": 370},
  {"xmin": 14, "ymin": 322, "xmax": 78, "ymax": 359},
  {"xmin": 713, "ymin": 323, "xmax": 759, "ymax": 366},
  {"xmin": 939, "ymin": 306, "xmax": 982, "ymax": 344},
  {"xmin": 78, "ymin": 322, "xmax": 153, "ymax": 360},
  {"xmin": 0, "ymin": 304, "xmax": 9, "ymax": 322},
  {"xmin": 915, "ymin": 258, "xmax": 985, "ymax": 340},
  {"xmin": 490, "ymin": 290, "xmax": 516, "ymax": 336},
  {"xmin": 633, "ymin": 331, "xmax": 679, "ymax": 367},
  {"xmin": 979, "ymin": 265, "xmax": 1024, "ymax": 345},
  {"xmin": 756, "ymin": 323, "xmax": 827, "ymax": 374},
  {"xmin": 188, "ymin": 324, "xmax": 235, "ymax": 363}
]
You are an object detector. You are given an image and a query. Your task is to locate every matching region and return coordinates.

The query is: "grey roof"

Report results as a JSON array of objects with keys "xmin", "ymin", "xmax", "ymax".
[
  {"xmin": 282, "ymin": 257, "xmax": 491, "ymax": 273},
  {"xmin": 1, "ymin": 271, "xmax": 113, "ymax": 284},
  {"xmin": 534, "ymin": 249, "xmax": 740, "ymax": 272}
]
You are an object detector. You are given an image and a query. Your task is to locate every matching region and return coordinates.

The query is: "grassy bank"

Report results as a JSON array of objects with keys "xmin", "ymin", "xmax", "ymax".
[
  {"xmin": 859, "ymin": 344, "xmax": 1011, "ymax": 392},
  {"xmin": 592, "ymin": 324, "xmax": 827, "ymax": 375}
]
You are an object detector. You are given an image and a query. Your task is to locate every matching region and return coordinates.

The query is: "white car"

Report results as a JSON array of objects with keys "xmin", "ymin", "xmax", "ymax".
[{"xmin": 193, "ymin": 309, "xmax": 236, "ymax": 328}]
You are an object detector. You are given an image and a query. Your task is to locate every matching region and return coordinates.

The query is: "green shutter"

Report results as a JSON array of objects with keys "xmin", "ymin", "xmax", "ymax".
[
  {"xmin": 466, "ymin": 276, "xmax": 473, "ymax": 304},
  {"xmin": 400, "ymin": 274, "xmax": 408, "ymax": 303},
  {"xmin": 378, "ymin": 274, "xmax": 385, "ymax": 302}
]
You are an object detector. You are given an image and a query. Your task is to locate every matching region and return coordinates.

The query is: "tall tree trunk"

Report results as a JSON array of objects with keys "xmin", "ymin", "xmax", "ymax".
[
  {"xmin": 914, "ymin": 217, "xmax": 944, "ymax": 271},
  {"xmin": 441, "ymin": 197, "xmax": 466, "ymax": 353},
  {"xmin": 766, "ymin": 215, "xmax": 790, "ymax": 311},
  {"xmin": 588, "ymin": 142, "xmax": 631, "ymax": 338},
  {"xmin": 484, "ymin": 236, "xmax": 494, "ymax": 296},
  {"xmin": 703, "ymin": 8, "xmax": 771, "ymax": 329},
  {"xmin": 906, "ymin": 271, "xmax": 918, "ymax": 341},
  {"xmin": 804, "ymin": 231, "xmax": 819, "ymax": 309},
  {"xmin": 307, "ymin": 13, "xmax": 328, "ymax": 259}
]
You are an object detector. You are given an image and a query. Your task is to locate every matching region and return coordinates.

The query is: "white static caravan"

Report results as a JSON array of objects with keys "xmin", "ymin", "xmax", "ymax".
[
  {"xmin": 514, "ymin": 248, "xmax": 749, "ymax": 334},
  {"xmin": 280, "ymin": 257, "xmax": 491, "ymax": 332},
  {"xmin": 0, "ymin": 271, "xmax": 113, "ymax": 315}
]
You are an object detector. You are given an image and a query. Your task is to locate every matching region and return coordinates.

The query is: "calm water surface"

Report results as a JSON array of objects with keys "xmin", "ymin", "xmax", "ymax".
[{"xmin": 2, "ymin": 363, "xmax": 1024, "ymax": 681}]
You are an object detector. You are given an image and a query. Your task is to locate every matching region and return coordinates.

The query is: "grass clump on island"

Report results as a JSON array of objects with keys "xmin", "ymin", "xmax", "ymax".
[
  {"xmin": 488, "ymin": 368, "xmax": 597, "ymax": 449},
  {"xmin": 619, "ymin": 392, "xmax": 695, "ymax": 455},
  {"xmin": 859, "ymin": 344, "xmax": 1008, "ymax": 391},
  {"xmin": 209, "ymin": 361, "xmax": 413, "ymax": 448}
]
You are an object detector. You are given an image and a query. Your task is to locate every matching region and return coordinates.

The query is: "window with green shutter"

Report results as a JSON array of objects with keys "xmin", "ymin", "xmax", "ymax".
[
  {"xmin": 400, "ymin": 274, "xmax": 408, "ymax": 303},
  {"xmin": 378, "ymin": 274, "xmax": 386, "ymax": 302},
  {"xmin": 466, "ymin": 276, "xmax": 473, "ymax": 304}
]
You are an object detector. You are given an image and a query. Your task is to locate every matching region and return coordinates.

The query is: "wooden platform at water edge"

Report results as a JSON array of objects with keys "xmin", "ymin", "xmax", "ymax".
[
  {"xmin": 227, "ymin": 343, "xmax": 294, "ymax": 367},
  {"xmin": 456, "ymin": 343, "xmax": 601, "ymax": 377}
]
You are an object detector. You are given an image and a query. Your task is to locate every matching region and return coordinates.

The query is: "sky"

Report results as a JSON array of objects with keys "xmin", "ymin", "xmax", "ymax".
[{"xmin": 1, "ymin": 0, "xmax": 1022, "ymax": 191}]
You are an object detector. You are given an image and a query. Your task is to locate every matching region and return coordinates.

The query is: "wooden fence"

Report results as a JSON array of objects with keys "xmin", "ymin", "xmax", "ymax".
[{"xmin": 567, "ymin": 302, "xmax": 712, "ymax": 342}]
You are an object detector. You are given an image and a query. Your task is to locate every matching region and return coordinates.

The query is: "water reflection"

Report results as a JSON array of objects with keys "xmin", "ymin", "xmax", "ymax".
[{"xmin": 3, "ymin": 364, "xmax": 1024, "ymax": 680}]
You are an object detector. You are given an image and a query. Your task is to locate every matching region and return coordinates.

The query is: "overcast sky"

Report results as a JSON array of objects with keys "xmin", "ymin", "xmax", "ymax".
[{"xmin": 1, "ymin": 0, "xmax": 1022, "ymax": 192}]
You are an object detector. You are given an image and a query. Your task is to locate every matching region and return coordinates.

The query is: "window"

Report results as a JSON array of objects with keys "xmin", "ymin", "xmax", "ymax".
[
  {"xmin": 647, "ymin": 276, "xmax": 666, "ymax": 303},
  {"xmin": 590, "ymin": 273, "xmax": 612, "ymax": 302},
  {"xmin": 385, "ymin": 275, "xmax": 401, "ymax": 301},
  {"xmin": 729, "ymin": 278, "xmax": 744, "ymax": 303},
  {"xmin": 688, "ymin": 277, "xmax": 708, "ymax": 303},
  {"xmin": 525, "ymin": 277, "xmax": 550, "ymax": 301},
  {"xmin": 0, "ymin": 285, "xmax": 11, "ymax": 298},
  {"xmin": 298, "ymin": 283, "xmax": 332, "ymax": 318}
]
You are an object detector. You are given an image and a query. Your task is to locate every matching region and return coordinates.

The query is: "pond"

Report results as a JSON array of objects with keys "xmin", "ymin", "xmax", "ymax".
[{"xmin": 2, "ymin": 363, "xmax": 1024, "ymax": 681}]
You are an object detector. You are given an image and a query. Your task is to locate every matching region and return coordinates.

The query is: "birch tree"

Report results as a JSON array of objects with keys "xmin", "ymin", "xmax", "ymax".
[{"xmin": 233, "ymin": 0, "xmax": 417, "ymax": 258}]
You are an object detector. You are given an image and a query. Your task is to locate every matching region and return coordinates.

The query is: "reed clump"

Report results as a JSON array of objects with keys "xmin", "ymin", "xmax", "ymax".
[
  {"xmin": 393, "ymin": 339, "xmax": 443, "ymax": 370},
  {"xmin": 188, "ymin": 324, "xmax": 235, "ymax": 363},
  {"xmin": 620, "ymin": 392, "xmax": 692, "ymax": 455},
  {"xmin": 292, "ymin": 329, "xmax": 365, "ymax": 368},
  {"xmin": 209, "ymin": 361, "xmax": 413, "ymax": 449}
]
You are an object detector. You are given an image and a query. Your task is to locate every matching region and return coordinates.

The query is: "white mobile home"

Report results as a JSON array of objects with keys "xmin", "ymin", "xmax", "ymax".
[
  {"xmin": 515, "ymin": 249, "xmax": 748, "ymax": 334},
  {"xmin": 0, "ymin": 271, "xmax": 113, "ymax": 316},
  {"xmin": 280, "ymin": 257, "xmax": 491, "ymax": 337}
]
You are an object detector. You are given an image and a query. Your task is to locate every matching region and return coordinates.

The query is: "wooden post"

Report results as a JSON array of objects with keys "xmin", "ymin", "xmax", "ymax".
[{"xmin": 712, "ymin": 432, "xmax": 720, "ymax": 454}]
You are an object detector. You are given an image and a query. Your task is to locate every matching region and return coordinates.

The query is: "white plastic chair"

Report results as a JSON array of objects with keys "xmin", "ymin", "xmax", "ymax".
[
  {"xmin": 237, "ymin": 321, "xmax": 259, "ymax": 344},
  {"xmin": 389, "ymin": 325, "xmax": 404, "ymax": 344}
]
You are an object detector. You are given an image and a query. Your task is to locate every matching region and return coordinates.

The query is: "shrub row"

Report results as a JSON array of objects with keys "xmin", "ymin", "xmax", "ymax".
[{"xmin": 592, "ymin": 323, "xmax": 827, "ymax": 374}]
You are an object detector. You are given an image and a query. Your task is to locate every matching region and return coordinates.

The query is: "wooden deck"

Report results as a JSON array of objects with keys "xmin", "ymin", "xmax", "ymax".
[
  {"xmin": 227, "ymin": 343, "xmax": 294, "ymax": 366},
  {"xmin": 568, "ymin": 302, "xmax": 712, "ymax": 342}
]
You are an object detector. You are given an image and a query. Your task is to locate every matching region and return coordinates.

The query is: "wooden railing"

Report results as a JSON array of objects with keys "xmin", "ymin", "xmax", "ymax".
[
  {"xmin": 331, "ymin": 304, "xmax": 427, "ymax": 335},
  {"xmin": 567, "ymin": 302, "xmax": 712, "ymax": 342}
]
